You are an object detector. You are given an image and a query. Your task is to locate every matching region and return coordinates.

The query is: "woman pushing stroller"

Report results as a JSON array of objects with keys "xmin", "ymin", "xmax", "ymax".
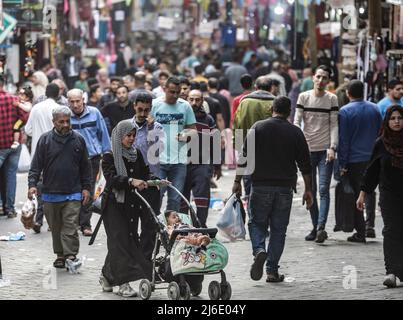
[{"xmin": 99, "ymin": 119, "xmax": 168, "ymax": 297}]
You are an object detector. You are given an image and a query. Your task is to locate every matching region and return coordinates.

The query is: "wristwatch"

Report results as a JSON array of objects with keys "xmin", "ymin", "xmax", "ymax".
[{"xmin": 128, "ymin": 178, "xmax": 134, "ymax": 185}]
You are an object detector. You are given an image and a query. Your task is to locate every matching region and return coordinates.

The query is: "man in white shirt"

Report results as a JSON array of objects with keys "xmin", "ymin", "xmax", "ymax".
[{"xmin": 24, "ymin": 83, "xmax": 61, "ymax": 233}]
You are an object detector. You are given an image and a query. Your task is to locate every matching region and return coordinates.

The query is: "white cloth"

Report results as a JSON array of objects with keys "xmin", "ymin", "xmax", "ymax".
[{"xmin": 24, "ymin": 99, "xmax": 61, "ymax": 157}]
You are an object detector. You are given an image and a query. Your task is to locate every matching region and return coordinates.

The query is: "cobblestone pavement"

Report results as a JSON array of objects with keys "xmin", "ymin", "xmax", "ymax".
[{"xmin": 0, "ymin": 169, "xmax": 402, "ymax": 300}]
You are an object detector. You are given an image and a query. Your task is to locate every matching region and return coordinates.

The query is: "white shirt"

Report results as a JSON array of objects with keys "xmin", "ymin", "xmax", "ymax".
[{"xmin": 24, "ymin": 98, "xmax": 61, "ymax": 157}]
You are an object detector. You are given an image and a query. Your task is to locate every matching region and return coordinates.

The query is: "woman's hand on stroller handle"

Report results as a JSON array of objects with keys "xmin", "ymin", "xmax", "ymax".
[
  {"xmin": 146, "ymin": 179, "xmax": 171, "ymax": 188},
  {"xmin": 130, "ymin": 178, "xmax": 148, "ymax": 191}
]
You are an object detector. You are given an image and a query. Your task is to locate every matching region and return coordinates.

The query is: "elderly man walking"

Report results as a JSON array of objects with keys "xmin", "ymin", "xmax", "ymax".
[
  {"xmin": 68, "ymin": 89, "xmax": 111, "ymax": 236},
  {"xmin": 28, "ymin": 106, "xmax": 92, "ymax": 271}
]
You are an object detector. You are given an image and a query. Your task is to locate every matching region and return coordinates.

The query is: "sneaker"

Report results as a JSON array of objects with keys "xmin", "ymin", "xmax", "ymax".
[
  {"xmin": 7, "ymin": 211, "xmax": 17, "ymax": 219},
  {"xmin": 305, "ymin": 229, "xmax": 317, "ymax": 241},
  {"xmin": 365, "ymin": 228, "xmax": 376, "ymax": 238},
  {"xmin": 316, "ymin": 229, "xmax": 328, "ymax": 244},
  {"xmin": 99, "ymin": 275, "xmax": 113, "ymax": 292},
  {"xmin": 117, "ymin": 283, "xmax": 138, "ymax": 297},
  {"xmin": 347, "ymin": 233, "xmax": 366, "ymax": 243},
  {"xmin": 266, "ymin": 272, "xmax": 285, "ymax": 283},
  {"xmin": 65, "ymin": 257, "xmax": 82, "ymax": 274},
  {"xmin": 333, "ymin": 225, "xmax": 342, "ymax": 232},
  {"xmin": 33, "ymin": 223, "xmax": 41, "ymax": 234},
  {"xmin": 250, "ymin": 250, "xmax": 267, "ymax": 281},
  {"xmin": 383, "ymin": 274, "xmax": 397, "ymax": 288}
]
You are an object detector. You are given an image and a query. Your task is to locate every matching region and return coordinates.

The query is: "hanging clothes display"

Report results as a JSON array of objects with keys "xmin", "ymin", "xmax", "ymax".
[{"xmin": 221, "ymin": 23, "xmax": 237, "ymax": 47}]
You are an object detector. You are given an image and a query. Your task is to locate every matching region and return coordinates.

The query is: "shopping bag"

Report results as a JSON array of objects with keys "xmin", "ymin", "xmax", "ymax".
[
  {"xmin": 20, "ymin": 195, "xmax": 37, "ymax": 230},
  {"xmin": 216, "ymin": 194, "xmax": 246, "ymax": 241},
  {"xmin": 335, "ymin": 176, "xmax": 355, "ymax": 233},
  {"xmin": 90, "ymin": 169, "xmax": 106, "ymax": 214},
  {"xmin": 17, "ymin": 144, "xmax": 31, "ymax": 173}
]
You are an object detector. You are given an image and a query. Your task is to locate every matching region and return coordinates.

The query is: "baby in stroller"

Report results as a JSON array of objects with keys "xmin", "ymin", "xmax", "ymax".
[{"xmin": 165, "ymin": 210, "xmax": 210, "ymax": 251}]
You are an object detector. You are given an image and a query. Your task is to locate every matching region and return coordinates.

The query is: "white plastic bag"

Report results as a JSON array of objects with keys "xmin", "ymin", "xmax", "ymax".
[
  {"xmin": 20, "ymin": 195, "xmax": 38, "ymax": 230},
  {"xmin": 17, "ymin": 144, "xmax": 31, "ymax": 173},
  {"xmin": 216, "ymin": 194, "xmax": 246, "ymax": 241}
]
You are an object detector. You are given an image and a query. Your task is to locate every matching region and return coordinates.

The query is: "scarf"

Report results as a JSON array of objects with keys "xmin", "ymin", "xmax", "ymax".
[
  {"xmin": 381, "ymin": 106, "xmax": 403, "ymax": 169},
  {"xmin": 111, "ymin": 120, "xmax": 138, "ymax": 203}
]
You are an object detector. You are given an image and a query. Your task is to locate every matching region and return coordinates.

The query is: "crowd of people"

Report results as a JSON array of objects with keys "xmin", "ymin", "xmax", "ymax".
[{"xmin": 0, "ymin": 45, "xmax": 402, "ymax": 294}]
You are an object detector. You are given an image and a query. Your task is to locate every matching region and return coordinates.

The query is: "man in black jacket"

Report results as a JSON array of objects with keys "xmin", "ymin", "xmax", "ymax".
[
  {"xmin": 232, "ymin": 96, "xmax": 313, "ymax": 283},
  {"xmin": 28, "ymin": 105, "xmax": 92, "ymax": 271}
]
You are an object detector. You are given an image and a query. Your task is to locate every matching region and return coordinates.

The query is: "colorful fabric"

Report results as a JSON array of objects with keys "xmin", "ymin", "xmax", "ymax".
[{"xmin": 170, "ymin": 238, "xmax": 228, "ymax": 275}]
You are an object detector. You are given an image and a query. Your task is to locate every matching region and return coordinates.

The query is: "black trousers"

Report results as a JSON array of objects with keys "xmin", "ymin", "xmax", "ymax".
[
  {"xmin": 365, "ymin": 191, "xmax": 376, "ymax": 229},
  {"xmin": 380, "ymin": 190, "xmax": 403, "ymax": 279},
  {"xmin": 347, "ymin": 162, "xmax": 368, "ymax": 238}
]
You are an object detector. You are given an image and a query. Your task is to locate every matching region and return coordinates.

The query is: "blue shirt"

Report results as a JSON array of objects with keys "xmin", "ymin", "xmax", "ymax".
[
  {"xmin": 132, "ymin": 116, "xmax": 164, "ymax": 177},
  {"xmin": 377, "ymin": 96, "xmax": 403, "ymax": 119},
  {"xmin": 151, "ymin": 98, "xmax": 196, "ymax": 164},
  {"xmin": 42, "ymin": 193, "xmax": 82, "ymax": 203},
  {"xmin": 338, "ymin": 100, "xmax": 382, "ymax": 168},
  {"xmin": 71, "ymin": 106, "xmax": 111, "ymax": 158}
]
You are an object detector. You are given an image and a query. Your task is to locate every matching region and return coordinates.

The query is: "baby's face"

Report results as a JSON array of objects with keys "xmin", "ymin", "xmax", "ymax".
[{"xmin": 167, "ymin": 212, "xmax": 180, "ymax": 225}]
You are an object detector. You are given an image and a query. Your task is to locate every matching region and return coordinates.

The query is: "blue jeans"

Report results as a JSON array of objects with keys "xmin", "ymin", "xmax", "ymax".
[
  {"xmin": 248, "ymin": 185, "xmax": 293, "ymax": 274},
  {"xmin": 0, "ymin": 146, "xmax": 22, "ymax": 213},
  {"xmin": 309, "ymin": 151, "xmax": 334, "ymax": 229},
  {"xmin": 159, "ymin": 164, "xmax": 187, "ymax": 212}
]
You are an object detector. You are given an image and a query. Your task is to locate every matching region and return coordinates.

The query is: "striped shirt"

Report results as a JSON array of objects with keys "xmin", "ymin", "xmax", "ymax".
[{"xmin": 294, "ymin": 90, "xmax": 339, "ymax": 152}]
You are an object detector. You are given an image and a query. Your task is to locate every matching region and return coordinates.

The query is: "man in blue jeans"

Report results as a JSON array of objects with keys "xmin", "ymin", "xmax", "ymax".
[
  {"xmin": 294, "ymin": 65, "xmax": 339, "ymax": 243},
  {"xmin": 151, "ymin": 76, "xmax": 197, "ymax": 211},
  {"xmin": 0, "ymin": 76, "xmax": 27, "ymax": 218},
  {"xmin": 233, "ymin": 97, "xmax": 313, "ymax": 282}
]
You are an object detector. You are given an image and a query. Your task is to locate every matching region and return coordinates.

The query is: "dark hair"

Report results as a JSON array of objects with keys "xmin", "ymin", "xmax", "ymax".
[
  {"xmin": 240, "ymin": 74, "xmax": 253, "ymax": 90},
  {"xmin": 218, "ymin": 77, "xmax": 229, "ymax": 91},
  {"xmin": 0, "ymin": 75, "xmax": 5, "ymax": 86},
  {"xmin": 116, "ymin": 85, "xmax": 129, "ymax": 92},
  {"xmin": 255, "ymin": 76, "xmax": 272, "ymax": 91},
  {"xmin": 87, "ymin": 77, "xmax": 98, "ymax": 87},
  {"xmin": 134, "ymin": 91, "xmax": 153, "ymax": 105},
  {"xmin": 39, "ymin": 59, "xmax": 51, "ymax": 69},
  {"xmin": 315, "ymin": 65, "xmax": 332, "ymax": 78},
  {"xmin": 159, "ymin": 71, "xmax": 170, "ymax": 79},
  {"xmin": 190, "ymin": 81, "xmax": 200, "ymax": 90},
  {"xmin": 89, "ymin": 84, "xmax": 100, "ymax": 97},
  {"xmin": 270, "ymin": 79, "xmax": 281, "ymax": 88},
  {"xmin": 208, "ymin": 77, "xmax": 219, "ymax": 89},
  {"xmin": 129, "ymin": 58, "xmax": 135, "ymax": 65},
  {"xmin": 347, "ymin": 80, "xmax": 364, "ymax": 99},
  {"xmin": 194, "ymin": 65, "xmax": 204, "ymax": 75},
  {"xmin": 179, "ymin": 76, "xmax": 190, "ymax": 86},
  {"xmin": 272, "ymin": 96, "xmax": 291, "ymax": 117},
  {"xmin": 164, "ymin": 210, "xmax": 176, "ymax": 220},
  {"xmin": 134, "ymin": 72, "xmax": 146, "ymax": 83},
  {"xmin": 110, "ymin": 76, "xmax": 122, "ymax": 84},
  {"xmin": 45, "ymin": 83, "xmax": 60, "ymax": 99},
  {"xmin": 165, "ymin": 76, "xmax": 181, "ymax": 87},
  {"xmin": 388, "ymin": 79, "xmax": 402, "ymax": 90},
  {"xmin": 199, "ymin": 81, "xmax": 208, "ymax": 93},
  {"xmin": 20, "ymin": 86, "xmax": 34, "ymax": 101}
]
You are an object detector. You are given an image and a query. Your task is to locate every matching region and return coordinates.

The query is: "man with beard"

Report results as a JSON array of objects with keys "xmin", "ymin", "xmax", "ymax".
[{"xmin": 101, "ymin": 85, "xmax": 135, "ymax": 133}]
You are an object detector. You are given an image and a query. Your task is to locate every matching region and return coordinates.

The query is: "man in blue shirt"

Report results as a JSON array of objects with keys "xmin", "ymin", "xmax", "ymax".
[
  {"xmin": 69, "ymin": 89, "xmax": 111, "ymax": 236},
  {"xmin": 377, "ymin": 79, "xmax": 403, "ymax": 119},
  {"xmin": 339, "ymin": 80, "xmax": 382, "ymax": 243},
  {"xmin": 151, "ymin": 76, "xmax": 197, "ymax": 212}
]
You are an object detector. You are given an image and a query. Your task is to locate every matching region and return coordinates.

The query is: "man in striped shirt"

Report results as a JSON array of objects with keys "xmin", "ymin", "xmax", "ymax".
[{"xmin": 294, "ymin": 65, "xmax": 339, "ymax": 244}]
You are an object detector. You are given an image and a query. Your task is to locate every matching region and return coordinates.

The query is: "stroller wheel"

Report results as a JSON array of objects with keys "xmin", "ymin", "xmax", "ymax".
[
  {"xmin": 190, "ymin": 283, "xmax": 202, "ymax": 297},
  {"xmin": 208, "ymin": 281, "xmax": 221, "ymax": 300},
  {"xmin": 180, "ymin": 282, "xmax": 191, "ymax": 300},
  {"xmin": 167, "ymin": 282, "xmax": 181, "ymax": 300},
  {"xmin": 220, "ymin": 281, "xmax": 232, "ymax": 300},
  {"xmin": 139, "ymin": 279, "xmax": 152, "ymax": 300}
]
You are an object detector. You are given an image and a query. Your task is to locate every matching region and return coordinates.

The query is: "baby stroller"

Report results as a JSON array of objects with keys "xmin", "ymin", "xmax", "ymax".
[{"xmin": 135, "ymin": 185, "xmax": 232, "ymax": 300}]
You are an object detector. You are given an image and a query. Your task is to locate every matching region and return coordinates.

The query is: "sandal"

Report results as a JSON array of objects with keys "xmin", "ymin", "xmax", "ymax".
[{"xmin": 53, "ymin": 257, "xmax": 66, "ymax": 268}]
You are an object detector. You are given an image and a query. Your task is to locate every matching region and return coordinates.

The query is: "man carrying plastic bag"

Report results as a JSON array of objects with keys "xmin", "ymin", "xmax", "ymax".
[{"xmin": 216, "ymin": 194, "xmax": 246, "ymax": 241}]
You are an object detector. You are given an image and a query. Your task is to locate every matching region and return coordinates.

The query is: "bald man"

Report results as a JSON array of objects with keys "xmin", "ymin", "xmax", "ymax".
[
  {"xmin": 183, "ymin": 89, "xmax": 222, "ymax": 227},
  {"xmin": 68, "ymin": 89, "xmax": 111, "ymax": 236}
]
